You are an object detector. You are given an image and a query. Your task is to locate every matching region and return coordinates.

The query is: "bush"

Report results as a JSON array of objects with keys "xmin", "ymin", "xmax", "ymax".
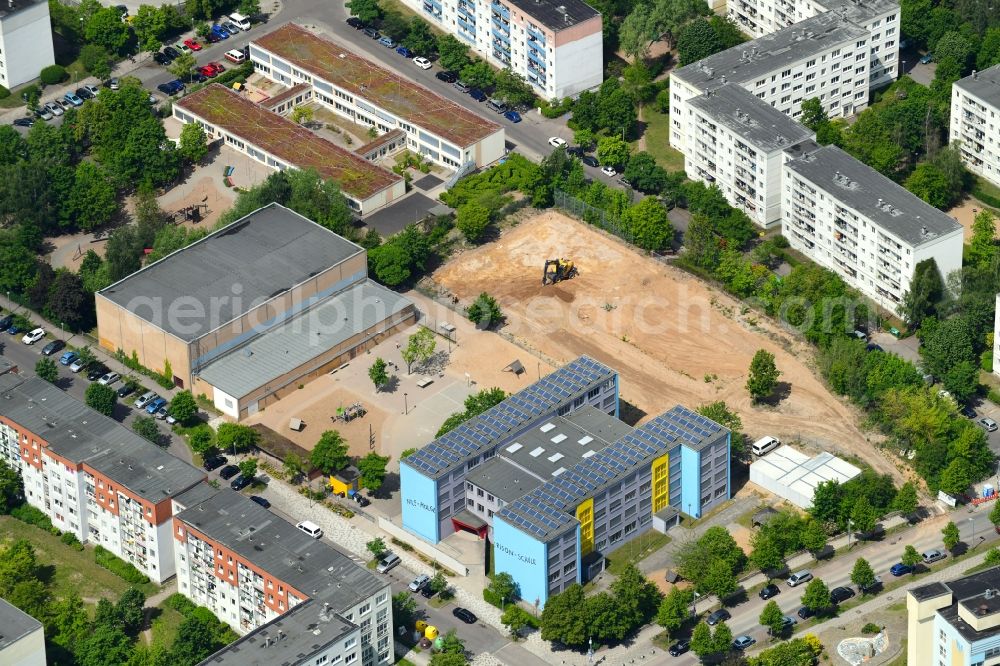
[
  {"xmin": 861, "ymin": 622, "xmax": 882, "ymax": 634},
  {"xmin": 0, "ymin": 85, "xmax": 9, "ymax": 100},
  {"xmin": 60, "ymin": 531, "xmax": 85, "ymax": 551},
  {"xmin": 973, "ymin": 185, "xmax": 1000, "ymax": 209},
  {"xmin": 11, "ymin": 504, "xmax": 55, "ymax": 532},
  {"xmin": 40, "ymin": 64, "xmax": 67, "ymax": 85},
  {"xmin": 483, "ymin": 588, "xmax": 503, "ymax": 608},
  {"xmin": 95, "ymin": 545, "xmax": 150, "ymax": 584},
  {"xmin": 164, "ymin": 592, "xmax": 198, "ymax": 617}
]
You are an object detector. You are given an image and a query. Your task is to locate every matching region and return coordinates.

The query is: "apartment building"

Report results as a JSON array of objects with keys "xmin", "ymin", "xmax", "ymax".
[
  {"xmin": 907, "ymin": 568, "xmax": 1000, "ymax": 666},
  {"xmin": 782, "ymin": 144, "xmax": 963, "ymax": 309},
  {"xmin": 173, "ymin": 490, "xmax": 393, "ymax": 666},
  {"xmin": 670, "ymin": 10, "xmax": 891, "ymax": 154},
  {"xmin": 0, "ymin": 374, "xmax": 205, "ymax": 584},
  {"xmin": 396, "ymin": 0, "xmax": 602, "ymax": 100},
  {"xmin": 951, "ymin": 65, "xmax": 1000, "ymax": 190},
  {"xmin": 249, "ymin": 24, "xmax": 505, "ymax": 172},
  {"xmin": 0, "ymin": 0, "xmax": 55, "ymax": 89},
  {"xmin": 685, "ymin": 83, "xmax": 815, "ymax": 227},
  {"xmin": 0, "ymin": 598, "xmax": 46, "ymax": 666},
  {"xmin": 728, "ymin": 0, "xmax": 899, "ymax": 92}
]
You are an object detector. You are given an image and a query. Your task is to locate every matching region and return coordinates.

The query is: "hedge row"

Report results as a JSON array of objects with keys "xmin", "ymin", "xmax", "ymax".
[
  {"xmin": 11, "ymin": 503, "xmax": 58, "ymax": 534},
  {"xmin": 973, "ymin": 186, "xmax": 1000, "ymax": 210},
  {"xmin": 94, "ymin": 544, "xmax": 150, "ymax": 584}
]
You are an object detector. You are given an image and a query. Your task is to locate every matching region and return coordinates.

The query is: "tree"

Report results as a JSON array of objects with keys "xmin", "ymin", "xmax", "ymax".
[
  {"xmin": 892, "ymin": 481, "xmax": 919, "ymax": 517},
  {"xmin": 403, "ymin": 18, "xmax": 437, "ymax": 56},
  {"xmin": 501, "ymin": 605, "xmax": 533, "ymax": 638},
  {"xmin": 943, "ymin": 520, "xmax": 961, "ymax": 551},
  {"xmin": 290, "ymin": 105, "xmax": 314, "ymax": 125},
  {"xmin": 85, "ymin": 7, "xmax": 130, "ymax": 54},
  {"xmin": 80, "ymin": 44, "xmax": 113, "ymax": 79},
  {"xmin": 539, "ymin": 584, "xmax": 588, "ymax": 647},
  {"xmin": 216, "ymin": 423, "xmax": 259, "ymax": 454},
  {"xmin": 132, "ymin": 416, "xmax": 159, "ymax": 443},
  {"xmin": 46, "ymin": 270, "xmax": 94, "ymax": 331},
  {"xmin": 169, "ymin": 390, "xmax": 198, "ymax": 424},
  {"xmin": 902, "ymin": 544, "xmax": 922, "ymax": 572},
  {"xmin": 39, "ymin": 64, "xmax": 68, "ymax": 85},
  {"xmin": 455, "ymin": 201, "xmax": 492, "ymax": 243},
  {"xmin": 311, "ymin": 430, "xmax": 349, "ymax": 474},
  {"xmin": 711, "ymin": 621, "xmax": 733, "ymax": 654},
  {"xmin": 238, "ymin": 0, "xmax": 260, "ymax": 15},
  {"xmin": 759, "ymin": 599, "xmax": 785, "ymax": 636},
  {"xmin": 238, "ymin": 458, "xmax": 258, "ymax": 481},
  {"xmin": 466, "ymin": 292, "xmax": 504, "ymax": 328},
  {"xmin": 35, "ymin": 357, "xmax": 58, "ymax": 383},
  {"xmin": 746, "ymin": 349, "xmax": 780, "ymax": 402},
  {"xmin": 358, "ymin": 452, "xmax": 390, "ymax": 491},
  {"xmin": 690, "ymin": 621, "xmax": 714, "ymax": 657},
  {"xmin": 624, "ymin": 197, "xmax": 673, "ymax": 251},
  {"xmin": 401, "ymin": 328, "xmax": 436, "ymax": 373},
  {"xmin": 367, "ymin": 537, "xmax": 387, "ymax": 560},
  {"xmin": 677, "ymin": 17, "xmax": 724, "ymax": 65},
  {"xmin": 346, "ymin": 0, "xmax": 381, "ymax": 22},
  {"xmin": 437, "ymin": 34, "xmax": 470, "ymax": 72},
  {"xmin": 596, "ymin": 135, "xmax": 631, "ymax": 167},
  {"xmin": 133, "ymin": 4, "xmax": 167, "ymax": 53},
  {"xmin": 850, "ymin": 496, "xmax": 878, "ymax": 535},
  {"xmin": 800, "ymin": 97, "xmax": 829, "ymax": 131},
  {"xmin": 489, "ymin": 571, "xmax": 518, "ymax": 605},
  {"xmin": 851, "ymin": 557, "xmax": 877, "ymax": 592},
  {"xmin": 699, "ymin": 558, "xmax": 739, "ymax": 599},
  {"xmin": 750, "ymin": 530, "xmax": 785, "ymax": 572},
  {"xmin": 0, "ymin": 461, "xmax": 23, "ymax": 514},
  {"xmin": 657, "ymin": 586, "xmax": 693, "ymax": 635},
  {"xmin": 391, "ymin": 591, "xmax": 418, "ymax": 628},
  {"xmin": 85, "ymin": 382, "xmax": 116, "ymax": 416},
  {"xmin": 77, "ymin": 625, "xmax": 133, "ymax": 666},
  {"xmin": 439, "ymin": 628, "xmax": 465, "ymax": 655},
  {"xmin": 800, "ymin": 519, "xmax": 827, "ymax": 554},
  {"xmin": 178, "ymin": 122, "xmax": 208, "ymax": 163},
  {"xmin": 49, "ymin": 591, "xmax": 90, "ymax": 652},
  {"xmin": 904, "ymin": 162, "xmax": 952, "ymax": 208},
  {"xmin": 369, "ymin": 358, "xmax": 390, "ymax": 392},
  {"xmin": 459, "ymin": 60, "xmax": 495, "ymax": 89},
  {"xmin": 117, "ymin": 586, "xmax": 147, "ymax": 635},
  {"xmin": 939, "ymin": 457, "xmax": 974, "ymax": 495},
  {"xmin": 70, "ymin": 162, "xmax": 116, "ymax": 231},
  {"xmin": 283, "ymin": 452, "xmax": 304, "ymax": 481},
  {"xmin": 986, "ymin": 547, "xmax": 1000, "ymax": 567},
  {"xmin": 170, "ymin": 613, "xmax": 225, "ymax": 665},
  {"xmin": 801, "ymin": 578, "xmax": 831, "ymax": 612},
  {"xmin": 622, "ymin": 152, "xmax": 668, "ymax": 194},
  {"xmin": 190, "ymin": 426, "xmax": 215, "ymax": 457},
  {"xmin": 968, "ymin": 210, "xmax": 998, "ymax": 269},
  {"xmin": 697, "ymin": 401, "xmax": 745, "ymax": 456}
]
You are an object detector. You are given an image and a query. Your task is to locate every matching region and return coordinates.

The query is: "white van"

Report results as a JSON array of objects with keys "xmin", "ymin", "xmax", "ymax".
[
  {"xmin": 296, "ymin": 520, "xmax": 323, "ymax": 539},
  {"xmin": 227, "ymin": 11, "xmax": 251, "ymax": 30},
  {"xmin": 224, "ymin": 49, "xmax": 246, "ymax": 64},
  {"xmin": 751, "ymin": 436, "xmax": 781, "ymax": 457}
]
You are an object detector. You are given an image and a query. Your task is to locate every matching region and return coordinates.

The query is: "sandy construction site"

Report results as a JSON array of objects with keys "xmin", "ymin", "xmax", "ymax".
[{"xmin": 433, "ymin": 211, "xmax": 902, "ymax": 482}]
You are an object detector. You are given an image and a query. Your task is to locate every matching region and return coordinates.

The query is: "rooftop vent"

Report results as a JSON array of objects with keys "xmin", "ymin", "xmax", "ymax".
[{"xmin": 980, "ymin": 604, "xmax": 990, "ymax": 616}]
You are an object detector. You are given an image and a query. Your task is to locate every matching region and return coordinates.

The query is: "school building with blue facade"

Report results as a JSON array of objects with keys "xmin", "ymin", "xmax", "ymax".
[{"xmin": 399, "ymin": 356, "xmax": 731, "ymax": 606}]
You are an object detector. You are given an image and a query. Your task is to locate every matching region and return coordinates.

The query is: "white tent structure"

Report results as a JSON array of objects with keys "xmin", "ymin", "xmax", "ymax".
[{"xmin": 749, "ymin": 446, "xmax": 861, "ymax": 508}]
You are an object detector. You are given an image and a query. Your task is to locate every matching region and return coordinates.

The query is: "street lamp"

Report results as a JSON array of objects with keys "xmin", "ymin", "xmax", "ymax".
[
  {"xmin": 588, "ymin": 637, "xmax": 594, "ymax": 664},
  {"xmin": 971, "ymin": 517, "xmax": 978, "ymax": 548},
  {"xmin": 847, "ymin": 518, "xmax": 853, "ymax": 549},
  {"xmin": 403, "ymin": 392, "xmax": 408, "ymax": 415}
]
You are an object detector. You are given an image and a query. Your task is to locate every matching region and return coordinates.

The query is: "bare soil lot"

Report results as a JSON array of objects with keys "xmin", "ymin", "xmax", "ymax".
[{"xmin": 433, "ymin": 211, "xmax": 902, "ymax": 482}]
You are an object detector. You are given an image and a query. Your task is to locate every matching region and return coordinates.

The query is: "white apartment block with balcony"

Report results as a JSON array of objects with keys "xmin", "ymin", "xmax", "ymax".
[
  {"xmin": 670, "ymin": 12, "xmax": 872, "ymax": 155},
  {"xmin": 728, "ymin": 0, "xmax": 899, "ymax": 92},
  {"xmin": 782, "ymin": 144, "xmax": 963, "ymax": 309},
  {"xmin": 951, "ymin": 65, "xmax": 1000, "ymax": 190},
  {"xmin": 0, "ymin": 374, "xmax": 205, "ymax": 584},
  {"xmin": 397, "ymin": 0, "xmax": 602, "ymax": 99},
  {"xmin": 0, "ymin": 0, "xmax": 55, "ymax": 89},
  {"xmin": 173, "ymin": 489, "xmax": 394, "ymax": 666},
  {"xmin": 685, "ymin": 83, "xmax": 815, "ymax": 227}
]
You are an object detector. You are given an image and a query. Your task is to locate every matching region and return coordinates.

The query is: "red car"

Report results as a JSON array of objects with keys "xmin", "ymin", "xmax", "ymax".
[
  {"xmin": 199, "ymin": 62, "xmax": 225, "ymax": 77},
  {"xmin": 183, "ymin": 38, "xmax": 202, "ymax": 51}
]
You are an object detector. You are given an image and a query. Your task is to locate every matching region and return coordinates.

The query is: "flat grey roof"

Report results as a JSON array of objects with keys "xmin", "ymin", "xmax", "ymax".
[
  {"xmin": 818, "ymin": 0, "xmax": 899, "ymax": 23},
  {"xmin": 672, "ymin": 12, "xmax": 867, "ymax": 92},
  {"xmin": 197, "ymin": 279, "xmax": 413, "ymax": 398},
  {"xmin": 98, "ymin": 203, "xmax": 364, "ymax": 342},
  {"xmin": 177, "ymin": 490, "xmax": 387, "ymax": 613},
  {"xmin": 784, "ymin": 145, "xmax": 962, "ymax": 246},
  {"xmin": 955, "ymin": 64, "xmax": 1000, "ymax": 109},
  {"xmin": 689, "ymin": 84, "xmax": 815, "ymax": 152},
  {"xmin": 0, "ymin": 597, "xmax": 42, "ymax": 652},
  {"xmin": 173, "ymin": 481, "xmax": 220, "ymax": 512},
  {"xmin": 502, "ymin": 0, "xmax": 599, "ymax": 31},
  {"xmin": 467, "ymin": 458, "xmax": 543, "ymax": 503},
  {"xmin": 499, "ymin": 405, "xmax": 729, "ymax": 541},
  {"xmin": 928, "ymin": 567, "xmax": 1000, "ymax": 643},
  {"xmin": 0, "ymin": 374, "xmax": 204, "ymax": 503},
  {"xmin": 0, "ymin": 0, "xmax": 45, "ymax": 18},
  {"xmin": 403, "ymin": 356, "xmax": 616, "ymax": 480}
]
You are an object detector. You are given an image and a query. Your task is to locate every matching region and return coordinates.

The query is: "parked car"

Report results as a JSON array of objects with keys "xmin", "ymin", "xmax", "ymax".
[
  {"xmin": 732, "ymin": 636, "xmax": 756, "ymax": 650},
  {"xmin": 22, "ymin": 328, "xmax": 45, "ymax": 344},
  {"xmin": 69, "ymin": 357, "xmax": 87, "ymax": 373},
  {"xmin": 41, "ymin": 339, "xmax": 65, "ymax": 355},
  {"xmin": 63, "ymin": 91, "xmax": 83, "ymax": 107},
  {"xmin": 548, "ymin": 136, "xmax": 567, "ymax": 147},
  {"xmin": 191, "ymin": 71, "xmax": 208, "ymax": 83},
  {"xmin": 922, "ymin": 549, "xmax": 947, "ymax": 564},
  {"xmin": 346, "ymin": 16, "xmax": 364, "ymax": 28},
  {"xmin": 979, "ymin": 417, "xmax": 998, "ymax": 432},
  {"xmin": 296, "ymin": 520, "xmax": 323, "ymax": 538},
  {"xmin": 223, "ymin": 21, "xmax": 241, "ymax": 33},
  {"xmin": 396, "ymin": 46, "xmax": 413, "ymax": 57},
  {"xmin": 35, "ymin": 107, "xmax": 53, "ymax": 121},
  {"xmin": 860, "ymin": 576, "xmax": 883, "ymax": 594},
  {"xmin": 199, "ymin": 64, "xmax": 221, "ymax": 77},
  {"xmin": 354, "ymin": 494, "xmax": 370, "ymax": 507},
  {"xmin": 779, "ymin": 616, "xmax": 797, "ymax": 629},
  {"xmin": 116, "ymin": 383, "xmax": 137, "ymax": 398},
  {"xmin": 0, "ymin": 315, "xmax": 11, "ymax": 331},
  {"xmin": 962, "ymin": 405, "xmax": 977, "ymax": 419},
  {"xmin": 54, "ymin": 99, "xmax": 71, "ymax": 112},
  {"xmin": 408, "ymin": 574, "xmax": 430, "ymax": 592},
  {"xmin": 83, "ymin": 83, "xmax": 100, "ymax": 97},
  {"xmin": 230, "ymin": 475, "xmax": 252, "ymax": 491},
  {"xmin": 224, "ymin": 49, "xmax": 245, "ymax": 63},
  {"xmin": 797, "ymin": 605, "xmax": 815, "ymax": 619},
  {"xmin": 600, "ymin": 165, "xmax": 617, "ymax": 177},
  {"xmin": 87, "ymin": 363, "xmax": 109, "ymax": 381},
  {"xmin": 706, "ymin": 609, "xmax": 731, "ymax": 626},
  {"xmin": 503, "ymin": 110, "xmax": 522, "ymax": 123},
  {"xmin": 890, "ymin": 562, "xmax": 914, "ymax": 576},
  {"xmin": 183, "ymin": 38, "xmax": 202, "ymax": 51},
  {"xmin": 97, "ymin": 371, "xmax": 120, "ymax": 386},
  {"xmin": 145, "ymin": 396, "xmax": 168, "ymax": 414},
  {"xmin": 249, "ymin": 495, "xmax": 271, "ymax": 508},
  {"xmin": 134, "ymin": 391, "xmax": 158, "ymax": 409},
  {"xmin": 157, "ymin": 81, "xmax": 179, "ymax": 95},
  {"xmin": 581, "ymin": 155, "xmax": 598, "ymax": 167},
  {"xmin": 205, "ymin": 32, "xmax": 221, "ymax": 43},
  {"xmin": 452, "ymin": 607, "xmax": 477, "ymax": 624},
  {"xmin": 163, "ymin": 45, "xmax": 181, "ymax": 60},
  {"xmin": 75, "ymin": 87, "xmax": 94, "ymax": 100},
  {"xmin": 920, "ymin": 53, "xmax": 933, "ymax": 64},
  {"xmin": 414, "ymin": 56, "xmax": 432, "ymax": 69},
  {"xmin": 153, "ymin": 52, "xmax": 171, "ymax": 65},
  {"xmin": 377, "ymin": 35, "xmax": 396, "ymax": 48},
  {"xmin": 203, "ymin": 455, "xmax": 227, "ymax": 471},
  {"xmin": 12, "ymin": 116, "xmax": 32, "ymax": 128},
  {"xmin": 668, "ymin": 640, "xmax": 689, "ymax": 657},
  {"xmin": 154, "ymin": 407, "xmax": 176, "ymax": 424},
  {"xmin": 210, "ymin": 24, "xmax": 230, "ymax": 39},
  {"xmin": 376, "ymin": 553, "xmax": 400, "ymax": 573},
  {"xmin": 218, "ymin": 464, "xmax": 240, "ymax": 480},
  {"xmin": 453, "ymin": 80, "xmax": 470, "ymax": 93},
  {"xmin": 108, "ymin": 77, "xmax": 120, "ymax": 90},
  {"xmin": 44, "ymin": 101, "xmax": 64, "ymax": 117},
  {"xmin": 436, "ymin": 70, "xmax": 458, "ymax": 82},
  {"xmin": 469, "ymin": 88, "xmax": 487, "ymax": 102},
  {"xmin": 362, "ymin": 27, "xmax": 380, "ymax": 39},
  {"xmin": 59, "ymin": 351, "xmax": 78, "ymax": 365},
  {"xmin": 830, "ymin": 586, "xmax": 855, "ymax": 604},
  {"xmin": 759, "ymin": 584, "xmax": 780, "ymax": 600},
  {"xmin": 786, "ymin": 570, "xmax": 813, "ymax": 587}
]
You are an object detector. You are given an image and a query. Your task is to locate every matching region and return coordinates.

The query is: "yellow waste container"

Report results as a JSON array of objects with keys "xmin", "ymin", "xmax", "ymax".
[{"xmin": 425, "ymin": 625, "xmax": 439, "ymax": 640}]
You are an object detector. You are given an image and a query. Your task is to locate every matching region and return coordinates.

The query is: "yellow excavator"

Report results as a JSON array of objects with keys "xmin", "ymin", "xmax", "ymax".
[{"xmin": 542, "ymin": 258, "xmax": 578, "ymax": 285}]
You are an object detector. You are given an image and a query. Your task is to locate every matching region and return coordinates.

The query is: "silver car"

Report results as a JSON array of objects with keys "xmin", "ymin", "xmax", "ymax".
[
  {"xmin": 134, "ymin": 390, "xmax": 158, "ymax": 410},
  {"xmin": 979, "ymin": 417, "xmax": 998, "ymax": 432},
  {"xmin": 44, "ymin": 101, "xmax": 63, "ymax": 116}
]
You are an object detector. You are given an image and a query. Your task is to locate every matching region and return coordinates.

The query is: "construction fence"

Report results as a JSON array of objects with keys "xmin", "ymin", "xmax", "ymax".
[{"xmin": 554, "ymin": 190, "xmax": 635, "ymax": 245}]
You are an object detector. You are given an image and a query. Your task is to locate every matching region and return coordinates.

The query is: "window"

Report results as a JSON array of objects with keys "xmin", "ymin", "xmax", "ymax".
[{"xmin": 316, "ymin": 656, "xmax": 328, "ymax": 665}]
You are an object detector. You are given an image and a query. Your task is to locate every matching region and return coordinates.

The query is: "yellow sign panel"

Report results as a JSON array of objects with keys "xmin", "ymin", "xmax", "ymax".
[
  {"xmin": 576, "ymin": 497, "xmax": 594, "ymax": 556},
  {"xmin": 651, "ymin": 453, "xmax": 669, "ymax": 514}
]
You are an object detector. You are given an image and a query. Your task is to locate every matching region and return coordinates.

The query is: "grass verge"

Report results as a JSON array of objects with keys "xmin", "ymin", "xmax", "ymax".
[
  {"xmin": 150, "ymin": 603, "xmax": 186, "ymax": 649},
  {"xmin": 633, "ymin": 109, "xmax": 685, "ymax": 172},
  {"xmin": 604, "ymin": 530, "xmax": 671, "ymax": 576}
]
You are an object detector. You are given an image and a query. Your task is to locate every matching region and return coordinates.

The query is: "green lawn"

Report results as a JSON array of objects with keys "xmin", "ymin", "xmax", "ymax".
[
  {"xmin": 0, "ymin": 515, "xmax": 158, "ymax": 604},
  {"xmin": 604, "ymin": 530, "xmax": 671, "ymax": 576},
  {"xmin": 633, "ymin": 109, "xmax": 685, "ymax": 173},
  {"xmin": 379, "ymin": 0, "xmax": 446, "ymax": 35},
  {"xmin": 149, "ymin": 604, "xmax": 186, "ymax": 649}
]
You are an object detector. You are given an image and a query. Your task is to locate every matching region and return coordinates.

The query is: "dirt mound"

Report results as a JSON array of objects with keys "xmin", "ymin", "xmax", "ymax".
[{"xmin": 433, "ymin": 211, "xmax": 900, "ymax": 482}]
